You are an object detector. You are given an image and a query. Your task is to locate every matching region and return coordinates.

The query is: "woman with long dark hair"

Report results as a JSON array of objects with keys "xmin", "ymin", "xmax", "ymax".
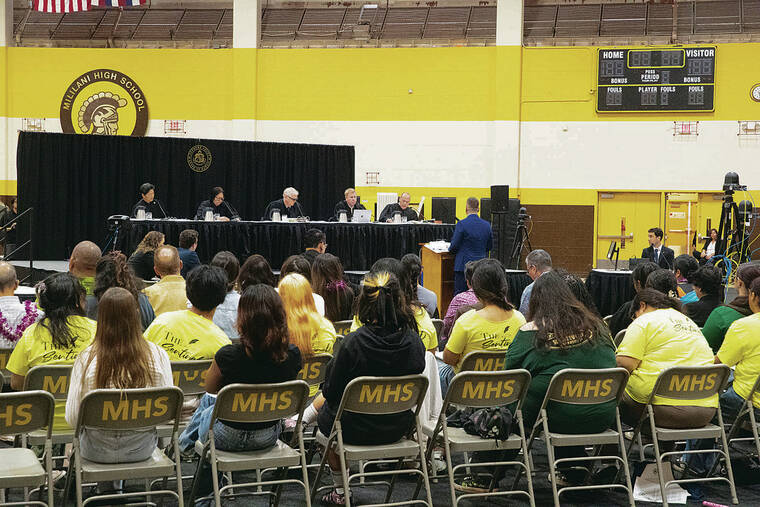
[
  {"xmin": 439, "ymin": 259, "xmax": 525, "ymax": 396},
  {"xmin": 311, "ymin": 253, "xmax": 354, "ymax": 322},
  {"xmin": 86, "ymin": 251, "xmax": 155, "ymax": 330},
  {"xmin": 66, "ymin": 287, "xmax": 172, "ymax": 462},
  {"xmin": 127, "ymin": 230, "xmax": 164, "ymax": 280},
  {"xmin": 457, "ymin": 270, "xmax": 617, "ymax": 493},
  {"xmin": 7, "ymin": 272, "xmax": 96, "ymax": 430},
  {"xmin": 237, "ymin": 254, "xmax": 276, "ymax": 291},
  {"xmin": 617, "ymin": 288, "xmax": 716, "ymax": 429}
]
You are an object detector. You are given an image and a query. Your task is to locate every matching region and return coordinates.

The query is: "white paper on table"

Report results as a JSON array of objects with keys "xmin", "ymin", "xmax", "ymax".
[
  {"xmin": 633, "ymin": 463, "xmax": 689, "ymax": 504},
  {"xmin": 424, "ymin": 241, "xmax": 450, "ymax": 254}
]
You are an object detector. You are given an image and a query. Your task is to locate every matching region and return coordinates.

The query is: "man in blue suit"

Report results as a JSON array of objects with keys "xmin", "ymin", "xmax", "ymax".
[{"xmin": 449, "ymin": 197, "xmax": 493, "ymax": 295}]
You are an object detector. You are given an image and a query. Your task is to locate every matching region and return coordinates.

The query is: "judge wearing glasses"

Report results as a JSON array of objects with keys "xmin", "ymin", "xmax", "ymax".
[{"xmin": 264, "ymin": 187, "xmax": 305, "ymax": 220}]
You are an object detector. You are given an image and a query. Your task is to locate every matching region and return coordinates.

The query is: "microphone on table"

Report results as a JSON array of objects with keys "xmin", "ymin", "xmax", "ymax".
[
  {"xmin": 155, "ymin": 200, "xmax": 168, "ymax": 219},
  {"xmin": 224, "ymin": 201, "xmax": 241, "ymax": 221}
]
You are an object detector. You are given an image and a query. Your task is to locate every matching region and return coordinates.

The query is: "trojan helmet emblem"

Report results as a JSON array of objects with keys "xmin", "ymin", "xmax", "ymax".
[{"xmin": 77, "ymin": 92, "xmax": 128, "ymax": 135}]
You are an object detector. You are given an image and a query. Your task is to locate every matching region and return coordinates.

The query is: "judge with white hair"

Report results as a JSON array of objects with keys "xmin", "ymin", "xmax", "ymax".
[{"xmin": 264, "ymin": 187, "xmax": 305, "ymax": 220}]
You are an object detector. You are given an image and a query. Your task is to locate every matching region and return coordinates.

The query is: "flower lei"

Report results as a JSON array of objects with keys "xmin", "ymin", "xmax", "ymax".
[{"xmin": 0, "ymin": 300, "xmax": 39, "ymax": 343}]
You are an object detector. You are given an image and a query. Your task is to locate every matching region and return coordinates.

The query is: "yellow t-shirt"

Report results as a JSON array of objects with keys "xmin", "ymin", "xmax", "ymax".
[
  {"xmin": 7, "ymin": 315, "xmax": 96, "ymax": 431},
  {"xmin": 350, "ymin": 306, "xmax": 438, "ymax": 351},
  {"xmin": 617, "ymin": 308, "xmax": 717, "ymax": 407},
  {"xmin": 144, "ymin": 310, "xmax": 231, "ymax": 361},
  {"xmin": 717, "ymin": 313, "xmax": 760, "ymax": 410},
  {"xmin": 445, "ymin": 309, "xmax": 526, "ymax": 372}
]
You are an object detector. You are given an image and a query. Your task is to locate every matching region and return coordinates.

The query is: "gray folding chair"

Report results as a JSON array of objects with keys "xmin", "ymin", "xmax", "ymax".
[
  {"xmin": 188, "ymin": 380, "xmax": 311, "ymax": 507},
  {"xmin": 0, "ymin": 347, "xmax": 12, "ymax": 389},
  {"xmin": 614, "ymin": 329, "xmax": 626, "ymax": 347},
  {"xmin": 297, "ymin": 353, "xmax": 331, "ymax": 400},
  {"xmin": 23, "ymin": 365, "xmax": 74, "ymax": 449},
  {"xmin": 523, "ymin": 368, "xmax": 634, "ymax": 507},
  {"xmin": 603, "ymin": 315, "xmax": 613, "ymax": 327},
  {"xmin": 710, "ymin": 373, "xmax": 760, "ymax": 475},
  {"xmin": 0, "ymin": 390, "xmax": 55, "ymax": 507},
  {"xmin": 459, "ymin": 350, "xmax": 506, "ymax": 372},
  {"xmin": 627, "ymin": 364, "xmax": 738, "ymax": 507},
  {"xmin": 333, "ymin": 320, "xmax": 353, "ymax": 337},
  {"xmin": 310, "ymin": 375, "xmax": 433, "ymax": 507},
  {"xmin": 432, "ymin": 319, "xmax": 443, "ymax": 338},
  {"xmin": 158, "ymin": 360, "xmax": 212, "ymax": 436},
  {"xmin": 67, "ymin": 386, "xmax": 185, "ymax": 507},
  {"xmin": 418, "ymin": 369, "xmax": 534, "ymax": 506}
]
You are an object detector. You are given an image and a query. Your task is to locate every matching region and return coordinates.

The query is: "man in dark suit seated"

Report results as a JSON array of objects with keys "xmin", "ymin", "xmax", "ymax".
[
  {"xmin": 684, "ymin": 266, "xmax": 723, "ymax": 327},
  {"xmin": 264, "ymin": 187, "xmax": 305, "ymax": 220},
  {"xmin": 333, "ymin": 187, "xmax": 366, "ymax": 221},
  {"xmin": 178, "ymin": 229, "xmax": 201, "ymax": 278},
  {"xmin": 641, "ymin": 226, "xmax": 675, "ymax": 269},
  {"xmin": 449, "ymin": 197, "xmax": 493, "ymax": 295},
  {"xmin": 378, "ymin": 192, "xmax": 419, "ymax": 222}
]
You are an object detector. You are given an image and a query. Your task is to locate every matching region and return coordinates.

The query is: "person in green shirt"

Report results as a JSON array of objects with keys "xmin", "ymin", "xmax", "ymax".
[
  {"xmin": 456, "ymin": 271, "xmax": 616, "ymax": 493},
  {"xmin": 68, "ymin": 240, "xmax": 101, "ymax": 296},
  {"xmin": 702, "ymin": 262, "xmax": 760, "ymax": 353}
]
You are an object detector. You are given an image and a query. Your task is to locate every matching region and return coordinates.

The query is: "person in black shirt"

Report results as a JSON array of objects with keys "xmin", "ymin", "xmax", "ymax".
[
  {"xmin": 264, "ymin": 187, "xmax": 305, "ymax": 220},
  {"xmin": 302, "ymin": 228, "xmax": 326, "ymax": 265},
  {"xmin": 194, "ymin": 186, "xmax": 239, "ymax": 221},
  {"xmin": 684, "ymin": 265, "xmax": 723, "ymax": 327},
  {"xmin": 131, "ymin": 183, "xmax": 167, "ymax": 219},
  {"xmin": 378, "ymin": 192, "xmax": 419, "ymax": 222},
  {"xmin": 332, "ymin": 187, "xmax": 366, "ymax": 221}
]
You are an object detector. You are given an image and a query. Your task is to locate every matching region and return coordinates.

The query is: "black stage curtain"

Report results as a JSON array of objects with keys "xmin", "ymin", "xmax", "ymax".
[
  {"xmin": 585, "ymin": 269, "xmax": 635, "ymax": 317},
  {"xmin": 17, "ymin": 132, "xmax": 354, "ymax": 259},
  {"xmin": 119, "ymin": 221, "xmax": 456, "ymax": 272}
]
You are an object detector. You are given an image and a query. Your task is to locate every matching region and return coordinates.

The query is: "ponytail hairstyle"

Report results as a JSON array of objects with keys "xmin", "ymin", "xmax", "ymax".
[
  {"xmin": 35, "ymin": 272, "xmax": 87, "ymax": 349},
  {"xmin": 370, "ymin": 257, "xmax": 421, "ymax": 311},
  {"xmin": 629, "ymin": 288, "xmax": 684, "ymax": 319},
  {"xmin": 236, "ymin": 284, "xmax": 289, "ymax": 363},
  {"xmin": 471, "ymin": 259, "xmax": 514, "ymax": 311},
  {"xmin": 645, "ymin": 269, "xmax": 679, "ymax": 299},
  {"xmin": 356, "ymin": 271, "xmax": 415, "ymax": 333}
]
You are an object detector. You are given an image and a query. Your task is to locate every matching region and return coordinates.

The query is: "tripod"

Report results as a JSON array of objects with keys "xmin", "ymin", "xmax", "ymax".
[
  {"xmin": 716, "ymin": 190, "xmax": 750, "ymax": 273},
  {"xmin": 509, "ymin": 219, "xmax": 532, "ymax": 270}
]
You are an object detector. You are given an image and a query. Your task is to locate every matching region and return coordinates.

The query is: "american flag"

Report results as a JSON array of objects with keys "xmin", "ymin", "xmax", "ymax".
[{"xmin": 33, "ymin": 0, "xmax": 147, "ymax": 12}]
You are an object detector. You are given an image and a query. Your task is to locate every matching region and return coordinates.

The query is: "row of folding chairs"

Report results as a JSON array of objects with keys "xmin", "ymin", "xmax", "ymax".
[{"xmin": 2, "ymin": 356, "xmax": 758, "ymax": 506}]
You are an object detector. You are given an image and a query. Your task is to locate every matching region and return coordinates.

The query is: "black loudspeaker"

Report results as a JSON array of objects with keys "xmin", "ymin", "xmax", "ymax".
[
  {"xmin": 491, "ymin": 199, "xmax": 521, "ymax": 269},
  {"xmin": 431, "ymin": 197, "xmax": 457, "ymax": 224},
  {"xmin": 491, "ymin": 185, "xmax": 509, "ymax": 213},
  {"xmin": 480, "ymin": 198, "xmax": 492, "ymax": 222}
]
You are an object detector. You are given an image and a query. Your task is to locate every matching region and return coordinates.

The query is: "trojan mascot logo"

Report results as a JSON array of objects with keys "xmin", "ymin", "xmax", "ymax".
[{"xmin": 60, "ymin": 69, "xmax": 148, "ymax": 136}]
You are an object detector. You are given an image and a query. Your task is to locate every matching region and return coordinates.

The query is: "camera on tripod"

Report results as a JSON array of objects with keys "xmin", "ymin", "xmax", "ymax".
[
  {"xmin": 722, "ymin": 171, "xmax": 747, "ymax": 194},
  {"xmin": 517, "ymin": 207, "xmax": 530, "ymax": 223}
]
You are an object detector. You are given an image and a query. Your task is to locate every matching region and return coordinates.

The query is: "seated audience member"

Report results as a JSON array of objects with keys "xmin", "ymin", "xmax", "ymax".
[
  {"xmin": 86, "ymin": 252, "xmax": 155, "ymax": 330},
  {"xmin": 127, "ymin": 231, "xmax": 164, "ymax": 281},
  {"xmin": 144, "ymin": 245, "xmax": 188, "ymax": 316},
  {"xmin": 278, "ymin": 273, "xmax": 336, "ymax": 397},
  {"xmin": 237, "ymin": 254, "xmax": 276, "ymax": 291},
  {"xmin": 144, "ymin": 265, "xmax": 230, "ymax": 362},
  {"xmin": 209, "ymin": 251, "xmax": 240, "ymax": 339},
  {"xmin": 378, "ymin": 192, "xmax": 418, "ymax": 223},
  {"xmin": 194, "ymin": 186, "xmax": 238, "ymax": 221},
  {"xmin": 556, "ymin": 268, "xmax": 601, "ymax": 317},
  {"xmin": 519, "ymin": 249, "xmax": 552, "ymax": 315},
  {"xmin": 131, "ymin": 182, "xmax": 167, "ymax": 219},
  {"xmin": 351, "ymin": 257, "xmax": 438, "ymax": 351},
  {"xmin": 702, "ymin": 263, "xmax": 760, "ymax": 353},
  {"xmin": 695, "ymin": 228, "xmax": 719, "ymax": 265},
  {"xmin": 69, "ymin": 240, "xmax": 102, "ymax": 295},
  {"xmin": 645, "ymin": 268, "xmax": 679, "ymax": 298},
  {"xmin": 311, "ymin": 253, "xmax": 355, "ymax": 323},
  {"xmin": 66, "ymin": 287, "xmax": 172, "ymax": 464},
  {"xmin": 684, "ymin": 265, "xmax": 722, "ymax": 327},
  {"xmin": 674, "ymin": 254, "xmax": 700, "ymax": 302},
  {"xmin": 302, "ymin": 228, "xmax": 327, "ymax": 265},
  {"xmin": 178, "ymin": 229, "xmax": 201, "ymax": 278},
  {"xmin": 458, "ymin": 270, "xmax": 616, "ymax": 492},
  {"xmin": 307, "ymin": 271, "xmax": 426, "ymax": 505},
  {"xmin": 333, "ymin": 187, "xmax": 366, "ymax": 222},
  {"xmin": 0, "ymin": 262, "xmax": 41, "ymax": 349},
  {"xmin": 264, "ymin": 187, "xmax": 304, "ymax": 220},
  {"xmin": 281, "ymin": 255, "xmax": 325, "ymax": 316},
  {"xmin": 442, "ymin": 260, "xmax": 479, "ymax": 340},
  {"xmin": 179, "ymin": 284, "xmax": 302, "ymax": 498},
  {"xmin": 7, "ymin": 273, "xmax": 96, "ymax": 430},
  {"xmin": 616, "ymin": 289, "xmax": 716, "ymax": 429},
  {"xmin": 401, "ymin": 253, "xmax": 438, "ymax": 318},
  {"xmin": 439, "ymin": 259, "xmax": 526, "ymax": 397},
  {"xmin": 608, "ymin": 262, "xmax": 660, "ymax": 337}
]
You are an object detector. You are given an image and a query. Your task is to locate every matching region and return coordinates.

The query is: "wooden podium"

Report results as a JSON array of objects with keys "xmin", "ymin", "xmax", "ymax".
[{"xmin": 421, "ymin": 245, "xmax": 455, "ymax": 317}]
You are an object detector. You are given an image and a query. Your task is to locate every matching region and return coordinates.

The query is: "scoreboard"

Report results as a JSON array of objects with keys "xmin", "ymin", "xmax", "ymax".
[{"xmin": 597, "ymin": 47, "xmax": 716, "ymax": 112}]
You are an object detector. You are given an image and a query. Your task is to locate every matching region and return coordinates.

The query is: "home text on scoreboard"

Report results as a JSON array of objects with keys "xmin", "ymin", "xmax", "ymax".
[{"xmin": 597, "ymin": 47, "xmax": 715, "ymax": 112}]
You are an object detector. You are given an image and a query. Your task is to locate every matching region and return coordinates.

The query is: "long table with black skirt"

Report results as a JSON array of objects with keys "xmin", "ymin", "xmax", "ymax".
[
  {"xmin": 585, "ymin": 268, "xmax": 635, "ymax": 317},
  {"xmin": 118, "ymin": 220, "xmax": 456, "ymax": 271}
]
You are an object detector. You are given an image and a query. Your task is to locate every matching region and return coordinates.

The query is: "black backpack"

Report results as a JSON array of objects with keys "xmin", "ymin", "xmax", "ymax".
[{"xmin": 447, "ymin": 406, "xmax": 513, "ymax": 442}]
